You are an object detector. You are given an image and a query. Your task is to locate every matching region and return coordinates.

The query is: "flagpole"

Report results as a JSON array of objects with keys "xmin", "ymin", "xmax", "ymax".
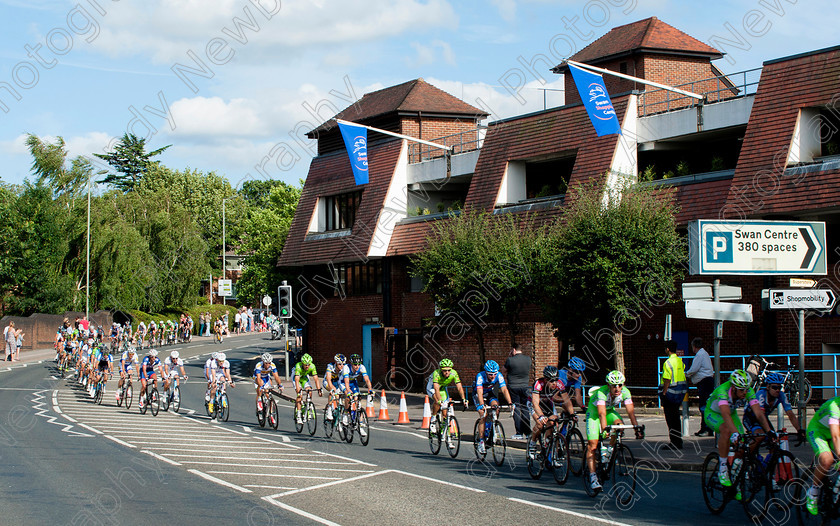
[
  {"xmin": 335, "ymin": 119, "xmax": 453, "ymax": 151},
  {"xmin": 564, "ymin": 59, "xmax": 704, "ymax": 100}
]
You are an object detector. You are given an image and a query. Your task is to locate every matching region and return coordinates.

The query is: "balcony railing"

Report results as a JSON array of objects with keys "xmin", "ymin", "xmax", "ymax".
[
  {"xmin": 638, "ymin": 67, "xmax": 762, "ymax": 117},
  {"xmin": 407, "ymin": 127, "xmax": 486, "ymax": 164}
]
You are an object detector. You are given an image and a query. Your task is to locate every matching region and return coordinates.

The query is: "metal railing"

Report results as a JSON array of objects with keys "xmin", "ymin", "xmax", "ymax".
[
  {"xmin": 638, "ymin": 67, "xmax": 762, "ymax": 117},
  {"xmin": 407, "ymin": 127, "xmax": 486, "ymax": 164}
]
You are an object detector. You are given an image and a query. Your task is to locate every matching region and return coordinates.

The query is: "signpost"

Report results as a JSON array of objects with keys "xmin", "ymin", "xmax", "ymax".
[
  {"xmin": 262, "ymin": 295, "xmax": 272, "ymax": 307},
  {"xmin": 218, "ymin": 279, "xmax": 232, "ymax": 297},
  {"xmin": 685, "ymin": 300, "xmax": 753, "ymax": 322},
  {"xmin": 682, "ymin": 282, "xmax": 742, "ymax": 301},
  {"xmin": 768, "ymin": 289, "xmax": 836, "ymax": 311},
  {"xmin": 688, "ymin": 220, "xmax": 826, "ymax": 275}
]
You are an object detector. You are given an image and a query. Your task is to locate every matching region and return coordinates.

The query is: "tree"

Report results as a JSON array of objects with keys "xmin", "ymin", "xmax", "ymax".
[
  {"xmin": 95, "ymin": 133, "xmax": 170, "ymax": 192},
  {"xmin": 542, "ymin": 181, "xmax": 685, "ymax": 376},
  {"xmin": 25, "ymin": 134, "xmax": 93, "ymax": 204}
]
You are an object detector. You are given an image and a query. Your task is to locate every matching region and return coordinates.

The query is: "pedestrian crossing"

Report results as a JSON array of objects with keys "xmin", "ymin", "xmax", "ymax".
[{"xmin": 55, "ymin": 383, "xmax": 380, "ymax": 498}]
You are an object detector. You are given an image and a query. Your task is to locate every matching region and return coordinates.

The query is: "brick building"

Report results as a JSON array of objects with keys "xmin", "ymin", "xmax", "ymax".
[{"xmin": 280, "ymin": 19, "xmax": 840, "ymax": 400}]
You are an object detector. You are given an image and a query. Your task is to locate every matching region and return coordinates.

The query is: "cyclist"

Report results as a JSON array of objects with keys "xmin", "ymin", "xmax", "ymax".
[
  {"xmin": 425, "ymin": 358, "xmax": 467, "ymax": 431},
  {"xmin": 474, "ymin": 360, "xmax": 512, "ymax": 454},
  {"xmin": 148, "ymin": 319, "xmax": 157, "ymax": 346},
  {"xmin": 139, "ymin": 349, "xmax": 163, "ymax": 409},
  {"xmin": 324, "ymin": 354, "xmax": 347, "ymax": 421},
  {"xmin": 528, "ymin": 365, "xmax": 570, "ymax": 454},
  {"xmin": 78, "ymin": 338, "xmax": 94, "ymax": 387},
  {"xmin": 704, "ymin": 369, "xmax": 774, "ymax": 489},
  {"xmin": 205, "ymin": 352, "xmax": 219, "ymax": 402},
  {"xmin": 117, "ymin": 346, "xmax": 139, "ymax": 401},
  {"xmin": 208, "ymin": 352, "xmax": 235, "ymax": 415},
  {"xmin": 294, "ymin": 353, "xmax": 322, "ymax": 424},
  {"xmin": 558, "ymin": 357, "xmax": 586, "ymax": 411},
  {"xmin": 92, "ymin": 343, "xmax": 112, "ymax": 394},
  {"xmin": 254, "ymin": 353, "xmax": 283, "ymax": 412},
  {"xmin": 339, "ymin": 354, "xmax": 373, "ymax": 431},
  {"xmin": 163, "ymin": 350, "xmax": 188, "ymax": 398},
  {"xmin": 805, "ymin": 395, "xmax": 840, "ymax": 515},
  {"xmin": 743, "ymin": 372, "xmax": 804, "ymax": 445},
  {"xmin": 585, "ymin": 370, "xmax": 644, "ymax": 491},
  {"xmin": 136, "ymin": 321, "xmax": 147, "ymax": 350}
]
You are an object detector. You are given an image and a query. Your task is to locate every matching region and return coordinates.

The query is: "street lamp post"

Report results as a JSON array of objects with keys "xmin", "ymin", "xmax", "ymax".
[
  {"xmin": 86, "ymin": 174, "xmax": 91, "ymax": 322},
  {"xmin": 222, "ymin": 197, "xmax": 228, "ymax": 306}
]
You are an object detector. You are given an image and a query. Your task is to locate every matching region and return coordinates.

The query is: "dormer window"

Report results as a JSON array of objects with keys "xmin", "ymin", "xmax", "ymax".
[{"xmin": 311, "ymin": 191, "xmax": 362, "ymax": 232}]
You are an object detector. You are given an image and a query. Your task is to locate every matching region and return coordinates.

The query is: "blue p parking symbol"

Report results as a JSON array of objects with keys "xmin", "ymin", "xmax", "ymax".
[{"xmin": 706, "ymin": 232, "xmax": 733, "ymax": 263}]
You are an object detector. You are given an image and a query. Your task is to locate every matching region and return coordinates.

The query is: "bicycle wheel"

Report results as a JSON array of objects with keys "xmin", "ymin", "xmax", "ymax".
[
  {"xmin": 800, "ymin": 378, "xmax": 812, "ymax": 405},
  {"xmin": 161, "ymin": 388, "xmax": 170, "ymax": 412},
  {"xmin": 345, "ymin": 411, "xmax": 356, "ymax": 444},
  {"xmin": 582, "ymin": 450, "xmax": 600, "ymax": 497},
  {"xmin": 257, "ymin": 396, "xmax": 267, "ymax": 428},
  {"xmin": 171, "ymin": 386, "xmax": 180, "ymax": 413},
  {"xmin": 473, "ymin": 420, "xmax": 487, "ymax": 460},
  {"xmin": 527, "ymin": 439, "xmax": 544, "ymax": 480},
  {"xmin": 741, "ymin": 455, "xmax": 768, "ymax": 522},
  {"xmin": 763, "ymin": 450, "xmax": 802, "ymax": 519},
  {"xmin": 94, "ymin": 384, "xmax": 103, "ymax": 405},
  {"xmin": 338, "ymin": 405, "xmax": 349, "ymax": 442},
  {"xmin": 447, "ymin": 416, "xmax": 460, "ymax": 458},
  {"xmin": 139, "ymin": 390, "xmax": 148, "ymax": 414},
  {"xmin": 795, "ymin": 467, "xmax": 830, "ymax": 526},
  {"xmin": 566, "ymin": 428, "xmax": 586, "ymax": 476},
  {"xmin": 701, "ymin": 452, "xmax": 728, "ymax": 514},
  {"xmin": 149, "ymin": 388, "xmax": 160, "ymax": 416},
  {"xmin": 125, "ymin": 384, "xmax": 133, "ymax": 409},
  {"xmin": 116, "ymin": 386, "xmax": 123, "ymax": 407},
  {"xmin": 268, "ymin": 397, "xmax": 279, "ymax": 430},
  {"xmin": 492, "ymin": 422, "xmax": 506, "ymax": 466},
  {"xmin": 429, "ymin": 415, "xmax": 442, "ymax": 455},
  {"xmin": 552, "ymin": 435, "xmax": 570, "ymax": 485},
  {"xmin": 358, "ymin": 412, "xmax": 370, "ymax": 446},
  {"xmin": 603, "ymin": 444, "xmax": 636, "ymax": 506},
  {"xmin": 324, "ymin": 403, "xmax": 336, "ymax": 438},
  {"xmin": 294, "ymin": 407, "xmax": 304, "ymax": 433},
  {"xmin": 219, "ymin": 393, "xmax": 229, "ymax": 422},
  {"xmin": 306, "ymin": 401, "xmax": 317, "ymax": 436}
]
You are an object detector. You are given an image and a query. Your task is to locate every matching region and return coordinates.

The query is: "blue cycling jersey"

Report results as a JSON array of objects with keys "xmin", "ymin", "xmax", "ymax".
[
  {"xmin": 254, "ymin": 362, "xmax": 277, "ymax": 380},
  {"xmin": 556, "ymin": 369, "xmax": 582, "ymax": 395},
  {"xmin": 473, "ymin": 370, "xmax": 506, "ymax": 391},
  {"xmin": 140, "ymin": 356, "xmax": 161, "ymax": 378},
  {"xmin": 744, "ymin": 387, "xmax": 792, "ymax": 428}
]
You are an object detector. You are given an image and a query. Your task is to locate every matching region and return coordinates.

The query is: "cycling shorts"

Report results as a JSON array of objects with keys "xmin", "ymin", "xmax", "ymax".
[
  {"xmin": 255, "ymin": 376, "xmax": 271, "ymax": 389},
  {"xmin": 140, "ymin": 369, "xmax": 157, "ymax": 380},
  {"xmin": 167, "ymin": 370, "xmax": 180, "ymax": 379},
  {"xmin": 97, "ymin": 361, "xmax": 110, "ymax": 372},
  {"xmin": 340, "ymin": 381, "xmax": 360, "ymax": 395},
  {"xmin": 473, "ymin": 393, "xmax": 498, "ymax": 410},
  {"xmin": 807, "ymin": 419, "xmax": 834, "ymax": 457},
  {"xmin": 585, "ymin": 408, "xmax": 623, "ymax": 441},
  {"xmin": 704, "ymin": 409, "xmax": 744, "ymax": 434}
]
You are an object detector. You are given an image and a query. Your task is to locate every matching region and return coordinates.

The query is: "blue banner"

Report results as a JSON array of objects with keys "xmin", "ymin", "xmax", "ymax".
[
  {"xmin": 567, "ymin": 63, "xmax": 621, "ymax": 137},
  {"xmin": 337, "ymin": 121, "xmax": 369, "ymax": 185}
]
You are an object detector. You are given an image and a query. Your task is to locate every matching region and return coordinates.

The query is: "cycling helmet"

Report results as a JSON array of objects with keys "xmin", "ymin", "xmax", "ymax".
[
  {"xmin": 765, "ymin": 372, "xmax": 785, "ymax": 385},
  {"xmin": 212, "ymin": 352, "xmax": 220, "ymax": 360},
  {"xmin": 87, "ymin": 338, "xmax": 94, "ymax": 345},
  {"xmin": 568, "ymin": 357, "xmax": 586, "ymax": 372},
  {"xmin": 170, "ymin": 351, "xmax": 179, "ymax": 359},
  {"xmin": 300, "ymin": 353, "xmax": 313, "ymax": 365},
  {"xmin": 217, "ymin": 353, "xmax": 226, "ymax": 362},
  {"xmin": 542, "ymin": 365, "xmax": 559, "ymax": 380},
  {"xmin": 730, "ymin": 369, "xmax": 751, "ymax": 389},
  {"xmin": 261, "ymin": 352, "xmax": 273, "ymax": 363},
  {"xmin": 149, "ymin": 349, "xmax": 158, "ymax": 357},
  {"xmin": 334, "ymin": 354, "xmax": 346, "ymax": 364},
  {"xmin": 606, "ymin": 370, "xmax": 626, "ymax": 385},
  {"xmin": 484, "ymin": 360, "xmax": 500, "ymax": 374},
  {"xmin": 350, "ymin": 354, "xmax": 362, "ymax": 365},
  {"xmin": 127, "ymin": 346, "xmax": 136, "ymax": 354}
]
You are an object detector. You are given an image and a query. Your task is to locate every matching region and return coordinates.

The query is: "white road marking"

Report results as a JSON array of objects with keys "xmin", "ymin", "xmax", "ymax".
[
  {"xmin": 139, "ymin": 447, "xmax": 270, "ymax": 455},
  {"xmin": 141, "ymin": 450, "xmax": 182, "ymax": 466},
  {"xmin": 311, "ymin": 450, "xmax": 376, "ymax": 467},
  {"xmin": 77, "ymin": 423, "xmax": 103, "ymax": 435},
  {"xmin": 507, "ymin": 498, "xmax": 634, "ymax": 526},
  {"xmin": 188, "ymin": 469, "xmax": 252, "ymax": 493},
  {"xmin": 261, "ymin": 499, "xmax": 340, "ymax": 526},
  {"xmin": 390, "ymin": 469, "xmax": 485, "ymax": 493},
  {"xmin": 103, "ymin": 434, "xmax": 136, "ymax": 448},
  {"xmin": 164, "ymin": 454, "xmax": 353, "ymax": 464},
  {"xmin": 61, "ymin": 414, "xmax": 77, "ymax": 423},
  {"xmin": 208, "ymin": 471, "xmax": 342, "ymax": 481},
  {"xmin": 245, "ymin": 484, "xmax": 295, "ymax": 490},
  {"xmin": 368, "ymin": 424, "xmax": 427, "ymax": 440},
  {"xmin": 177, "ymin": 461, "xmax": 373, "ymax": 473},
  {"xmin": 266, "ymin": 470, "xmax": 386, "ymax": 498},
  {"xmin": 0, "ymin": 387, "xmax": 40, "ymax": 390},
  {"xmin": 252, "ymin": 434, "xmax": 295, "ymax": 445}
]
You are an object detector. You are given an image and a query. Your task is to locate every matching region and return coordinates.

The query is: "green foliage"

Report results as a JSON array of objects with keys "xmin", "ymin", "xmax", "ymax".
[
  {"xmin": 675, "ymin": 160, "xmax": 690, "ymax": 177},
  {"xmin": 95, "ymin": 133, "xmax": 171, "ymax": 192},
  {"xmin": 710, "ymin": 156, "xmax": 726, "ymax": 171},
  {"xmin": 25, "ymin": 134, "xmax": 93, "ymax": 204},
  {"xmin": 639, "ymin": 165, "xmax": 656, "ymax": 183}
]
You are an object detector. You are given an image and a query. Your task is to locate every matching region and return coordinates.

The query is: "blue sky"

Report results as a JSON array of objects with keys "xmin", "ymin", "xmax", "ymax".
[{"xmin": 0, "ymin": 0, "xmax": 836, "ymax": 189}]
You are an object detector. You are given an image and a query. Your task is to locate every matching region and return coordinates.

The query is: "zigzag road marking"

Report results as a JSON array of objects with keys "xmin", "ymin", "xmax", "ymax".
[{"xmin": 30, "ymin": 390, "xmax": 92, "ymax": 437}]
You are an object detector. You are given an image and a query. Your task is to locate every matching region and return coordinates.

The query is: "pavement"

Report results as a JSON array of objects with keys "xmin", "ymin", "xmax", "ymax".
[{"xmin": 4, "ymin": 337, "xmax": 815, "ymax": 472}]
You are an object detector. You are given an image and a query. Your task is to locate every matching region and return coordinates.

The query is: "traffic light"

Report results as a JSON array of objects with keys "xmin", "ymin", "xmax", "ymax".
[{"xmin": 278, "ymin": 285, "xmax": 292, "ymax": 319}]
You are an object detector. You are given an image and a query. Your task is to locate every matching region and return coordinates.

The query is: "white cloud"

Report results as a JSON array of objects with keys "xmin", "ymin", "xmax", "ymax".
[
  {"xmin": 168, "ymin": 96, "xmax": 270, "ymax": 138},
  {"xmin": 406, "ymin": 40, "xmax": 456, "ymax": 67},
  {"xmin": 491, "ymin": 0, "xmax": 516, "ymax": 22},
  {"xmin": 426, "ymin": 77, "xmax": 566, "ymax": 122}
]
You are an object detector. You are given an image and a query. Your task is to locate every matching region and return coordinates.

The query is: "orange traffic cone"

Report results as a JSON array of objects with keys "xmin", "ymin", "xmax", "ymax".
[
  {"xmin": 396, "ymin": 391, "xmax": 411, "ymax": 424},
  {"xmin": 420, "ymin": 395, "xmax": 431, "ymax": 429},
  {"xmin": 365, "ymin": 391, "xmax": 375, "ymax": 418},
  {"xmin": 377, "ymin": 389, "xmax": 391, "ymax": 421}
]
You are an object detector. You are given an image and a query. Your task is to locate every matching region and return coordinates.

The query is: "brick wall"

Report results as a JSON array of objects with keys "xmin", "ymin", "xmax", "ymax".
[{"xmin": 307, "ymin": 295, "xmax": 383, "ymax": 366}]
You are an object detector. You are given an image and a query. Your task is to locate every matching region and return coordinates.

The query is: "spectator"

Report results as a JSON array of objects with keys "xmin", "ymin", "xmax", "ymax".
[
  {"xmin": 247, "ymin": 307, "xmax": 254, "ymax": 332},
  {"xmin": 199, "ymin": 313, "xmax": 205, "ymax": 337},
  {"xmin": 5, "ymin": 321, "xmax": 19, "ymax": 361},
  {"xmin": 205, "ymin": 313, "xmax": 212, "ymax": 336},
  {"xmin": 686, "ymin": 337, "xmax": 715, "ymax": 437},
  {"xmin": 234, "ymin": 309, "xmax": 241, "ymax": 334},
  {"xmin": 659, "ymin": 340, "xmax": 687, "ymax": 449},
  {"xmin": 503, "ymin": 343, "xmax": 532, "ymax": 439}
]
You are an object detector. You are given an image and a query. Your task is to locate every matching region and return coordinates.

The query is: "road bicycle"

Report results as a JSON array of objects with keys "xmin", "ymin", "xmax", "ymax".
[
  {"xmin": 214, "ymin": 329, "xmax": 224, "ymax": 344},
  {"xmin": 255, "ymin": 387, "xmax": 280, "ymax": 430},
  {"xmin": 747, "ymin": 354, "xmax": 812, "ymax": 406},
  {"xmin": 429, "ymin": 399, "xmax": 464, "ymax": 458},
  {"xmin": 337, "ymin": 391, "xmax": 370, "ymax": 446},
  {"xmin": 138, "ymin": 377, "xmax": 160, "ymax": 417},
  {"xmin": 206, "ymin": 380, "xmax": 231, "ymax": 422},
  {"xmin": 161, "ymin": 375, "xmax": 186, "ymax": 413},
  {"xmin": 583, "ymin": 424, "xmax": 644, "ymax": 504},
  {"xmin": 473, "ymin": 404, "xmax": 510, "ymax": 466},
  {"xmin": 323, "ymin": 390, "xmax": 343, "ymax": 438},
  {"xmin": 92, "ymin": 372, "xmax": 111, "ymax": 405},
  {"xmin": 702, "ymin": 430, "xmax": 800, "ymax": 521},
  {"xmin": 560, "ymin": 411, "xmax": 587, "ymax": 476},
  {"xmin": 116, "ymin": 374, "xmax": 134, "ymax": 409},
  {"xmin": 526, "ymin": 415, "xmax": 571, "ymax": 485},
  {"xmin": 796, "ymin": 452, "xmax": 840, "ymax": 525},
  {"xmin": 295, "ymin": 388, "xmax": 318, "ymax": 436}
]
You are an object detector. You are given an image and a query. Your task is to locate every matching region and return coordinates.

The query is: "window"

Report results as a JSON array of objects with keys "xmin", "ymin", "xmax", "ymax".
[
  {"xmin": 323, "ymin": 191, "xmax": 362, "ymax": 231},
  {"xmin": 334, "ymin": 260, "xmax": 383, "ymax": 296},
  {"xmin": 820, "ymin": 108, "xmax": 840, "ymax": 157},
  {"xmin": 619, "ymin": 62, "xmax": 628, "ymax": 74},
  {"xmin": 525, "ymin": 156, "xmax": 575, "ymax": 199}
]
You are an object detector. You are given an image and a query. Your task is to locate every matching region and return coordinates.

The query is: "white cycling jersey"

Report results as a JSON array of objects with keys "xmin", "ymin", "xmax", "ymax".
[{"xmin": 165, "ymin": 357, "xmax": 183, "ymax": 378}]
